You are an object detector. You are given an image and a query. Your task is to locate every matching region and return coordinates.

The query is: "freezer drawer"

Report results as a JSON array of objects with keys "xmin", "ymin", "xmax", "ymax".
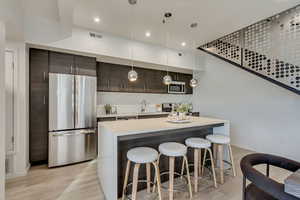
[{"xmin": 48, "ymin": 129, "xmax": 97, "ymax": 167}]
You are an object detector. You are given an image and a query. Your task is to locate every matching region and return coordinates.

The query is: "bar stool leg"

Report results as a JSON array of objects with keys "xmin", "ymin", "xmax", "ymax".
[
  {"xmin": 228, "ymin": 144, "xmax": 236, "ymax": 177},
  {"xmin": 201, "ymin": 148, "xmax": 207, "ymax": 176},
  {"xmin": 213, "ymin": 143, "xmax": 217, "ymax": 162},
  {"xmin": 199, "ymin": 149, "xmax": 202, "ymax": 175},
  {"xmin": 180, "ymin": 157, "xmax": 185, "ymax": 179},
  {"xmin": 194, "ymin": 149, "xmax": 199, "ymax": 192},
  {"xmin": 122, "ymin": 160, "xmax": 131, "ymax": 200},
  {"xmin": 152, "ymin": 154, "xmax": 161, "ymax": 193},
  {"xmin": 146, "ymin": 163, "xmax": 151, "ymax": 193},
  {"xmin": 169, "ymin": 157, "xmax": 175, "ymax": 200},
  {"xmin": 132, "ymin": 163, "xmax": 141, "ymax": 200},
  {"xmin": 184, "ymin": 155, "xmax": 193, "ymax": 199},
  {"xmin": 207, "ymin": 148, "xmax": 218, "ymax": 188},
  {"xmin": 152, "ymin": 162, "xmax": 162, "ymax": 200},
  {"xmin": 218, "ymin": 144, "xmax": 224, "ymax": 184}
]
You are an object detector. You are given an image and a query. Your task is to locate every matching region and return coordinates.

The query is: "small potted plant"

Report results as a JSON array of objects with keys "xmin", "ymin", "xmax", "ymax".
[
  {"xmin": 104, "ymin": 104, "xmax": 112, "ymax": 115},
  {"xmin": 176, "ymin": 104, "xmax": 189, "ymax": 120}
]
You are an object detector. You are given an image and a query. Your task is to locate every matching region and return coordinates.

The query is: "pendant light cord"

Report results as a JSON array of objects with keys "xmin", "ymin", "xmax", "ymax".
[{"xmin": 130, "ymin": 3, "xmax": 134, "ymax": 70}]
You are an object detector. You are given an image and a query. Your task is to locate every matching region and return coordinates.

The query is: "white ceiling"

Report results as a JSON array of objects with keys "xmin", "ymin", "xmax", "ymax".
[
  {"xmin": 1, "ymin": 0, "xmax": 300, "ymax": 51},
  {"xmin": 73, "ymin": 0, "xmax": 300, "ymax": 50}
]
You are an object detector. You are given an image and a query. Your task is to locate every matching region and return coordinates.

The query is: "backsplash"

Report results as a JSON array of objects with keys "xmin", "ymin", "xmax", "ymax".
[
  {"xmin": 97, "ymin": 92, "xmax": 192, "ymax": 105},
  {"xmin": 97, "ymin": 92, "xmax": 193, "ymax": 116}
]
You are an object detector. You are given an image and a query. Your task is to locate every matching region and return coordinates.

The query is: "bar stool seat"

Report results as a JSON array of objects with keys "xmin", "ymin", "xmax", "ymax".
[
  {"xmin": 127, "ymin": 147, "xmax": 158, "ymax": 164},
  {"xmin": 122, "ymin": 147, "xmax": 162, "ymax": 200},
  {"xmin": 159, "ymin": 142, "xmax": 187, "ymax": 157},
  {"xmin": 155, "ymin": 142, "xmax": 192, "ymax": 200},
  {"xmin": 206, "ymin": 135, "xmax": 230, "ymax": 144},
  {"xmin": 183, "ymin": 138, "xmax": 218, "ymax": 191},
  {"xmin": 206, "ymin": 134, "xmax": 236, "ymax": 185},
  {"xmin": 185, "ymin": 138, "xmax": 211, "ymax": 149}
]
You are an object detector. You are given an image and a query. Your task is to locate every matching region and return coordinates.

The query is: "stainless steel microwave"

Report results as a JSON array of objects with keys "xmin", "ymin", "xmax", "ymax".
[{"xmin": 168, "ymin": 81, "xmax": 186, "ymax": 94}]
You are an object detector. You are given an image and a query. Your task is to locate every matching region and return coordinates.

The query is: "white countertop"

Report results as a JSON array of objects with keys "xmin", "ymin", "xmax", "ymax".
[
  {"xmin": 97, "ymin": 112, "xmax": 169, "ymax": 118},
  {"xmin": 98, "ymin": 116, "xmax": 228, "ymax": 136}
]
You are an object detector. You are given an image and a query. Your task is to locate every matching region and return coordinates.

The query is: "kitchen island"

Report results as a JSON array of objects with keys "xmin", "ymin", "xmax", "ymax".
[{"xmin": 97, "ymin": 116, "xmax": 229, "ymax": 200}]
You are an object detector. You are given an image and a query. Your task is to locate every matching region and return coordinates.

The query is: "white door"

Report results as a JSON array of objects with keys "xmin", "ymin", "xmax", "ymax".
[{"xmin": 5, "ymin": 51, "xmax": 14, "ymax": 154}]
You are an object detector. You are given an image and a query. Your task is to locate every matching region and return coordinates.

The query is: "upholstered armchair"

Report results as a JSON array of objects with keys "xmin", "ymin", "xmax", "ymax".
[{"xmin": 240, "ymin": 153, "xmax": 300, "ymax": 200}]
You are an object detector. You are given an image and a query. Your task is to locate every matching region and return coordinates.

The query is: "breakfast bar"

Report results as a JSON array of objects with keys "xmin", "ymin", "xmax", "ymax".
[{"xmin": 97, "ymin": 116, "xmax": 230, "ymax": 199}]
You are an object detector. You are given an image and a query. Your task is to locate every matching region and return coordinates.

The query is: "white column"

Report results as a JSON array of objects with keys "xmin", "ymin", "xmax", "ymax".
[{"xmin": 0, "ymin": 20, "xmax": 6, "ymax": 200}]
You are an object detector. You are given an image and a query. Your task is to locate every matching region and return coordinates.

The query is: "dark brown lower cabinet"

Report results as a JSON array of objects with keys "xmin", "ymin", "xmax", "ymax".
[{"xmin": 29, "ymin": 49, "xmax": 49, "ymax": 164}]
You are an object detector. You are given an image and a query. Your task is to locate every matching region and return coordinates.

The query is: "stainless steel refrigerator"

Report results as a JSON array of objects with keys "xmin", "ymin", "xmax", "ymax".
[{"xmin": 48, "ymin": 73, "xmax": 97, "ymax": 167}]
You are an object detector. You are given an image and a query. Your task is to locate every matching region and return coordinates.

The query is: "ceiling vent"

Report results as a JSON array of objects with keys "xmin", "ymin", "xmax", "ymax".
[{"xmin": 89, "ymin": 32, "xmax": 103, "ymax": 39}]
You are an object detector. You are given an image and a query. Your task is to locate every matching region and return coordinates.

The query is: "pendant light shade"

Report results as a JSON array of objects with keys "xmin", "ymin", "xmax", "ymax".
[
  {"xmin": 163, "ymin": 74, "xmax": 172, "ymax": 85},
  {"xmin": 128, "ymin": 69, "xmax": 138, "ymax": 82},
  {"xmin": 190, "ymin": 78, "xmax": 198, "ymax": 88}
]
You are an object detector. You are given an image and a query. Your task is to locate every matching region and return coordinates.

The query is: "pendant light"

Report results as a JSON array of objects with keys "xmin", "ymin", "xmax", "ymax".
[
  {"xmin": 128, "ymin": 0, "xmax": 138, "ymax": 82},
  {"xmin": 190, "ymin": 23, "xmax": 199, "ymax": 88},
  {"xmin": 163, "ymin": 14, "xmax": 172, "ymax": 85},
  {"xmin": 190, "ymin": 50, "xmax": 198, "ymax": 87}
]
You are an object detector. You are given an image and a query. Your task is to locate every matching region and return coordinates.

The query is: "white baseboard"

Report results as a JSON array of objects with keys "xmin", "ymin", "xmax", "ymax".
[{"xmin": 6, "ymin": 163, "xmax": 30, "ymax": 180}]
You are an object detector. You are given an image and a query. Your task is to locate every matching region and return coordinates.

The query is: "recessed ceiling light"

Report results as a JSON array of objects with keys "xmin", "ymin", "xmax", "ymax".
[
  {"xmin": 94, "ymin": 17, "xmax": 100, "ymax": 23},
  {"xmin": 145, "ymin": 31, "xmax": 151, "ymax": 37},
  {"xmin": 181, "ymin": 42, "xmax": 186, "ymax": 47}
]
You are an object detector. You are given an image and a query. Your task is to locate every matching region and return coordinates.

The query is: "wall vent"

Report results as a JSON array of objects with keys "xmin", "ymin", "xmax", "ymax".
[
  {"xmin": 199, "ymin": 5, "xmax": 300, "ymax": 95},
  {"xmin": 89, "ymin": 32, "xmax": 103, "ymax": 39}
]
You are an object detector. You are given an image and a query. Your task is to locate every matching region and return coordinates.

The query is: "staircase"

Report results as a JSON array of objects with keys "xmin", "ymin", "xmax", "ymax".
[{"xmin": 199, "ymin": 5, "xmax": 300, "ymax": 95}]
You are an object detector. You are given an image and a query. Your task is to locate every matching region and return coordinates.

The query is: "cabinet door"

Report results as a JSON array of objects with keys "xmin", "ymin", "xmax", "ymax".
[
  {"xmin": 29, "ymin": 49, "xmax": 49, "ymax": 164},
  {"xmin": 146, "ymin": 69, "xmax": 167, "ymax": 93},
  {"xmin": 97, "ymin": 62, "xmax": 109, "ymax": 91},
  {"xmin": 170, "ymin": 72, "xmax": 180, "ymax": 81},
  {"xmin": 75, "ymin": 55, "xmax": 97, "ymax": 76},
  {"xmin": 182, "ymin": 74, "xmax": 193, "ymax": 94},
  {"xmin": 49, "ymin": 52, "xmax": 74, "ymax": 74},
  {"xmin": 98, "ymin": 62, "xmax": 124, "ymax": 92}
]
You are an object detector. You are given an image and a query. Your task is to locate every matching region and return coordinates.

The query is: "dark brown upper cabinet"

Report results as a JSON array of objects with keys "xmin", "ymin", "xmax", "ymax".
[
  {"xmin": 97, "ymin": 62, "xmax": 191, "ymax": 94},
  {"xmin": 49, "ymin": 52, "xmax": 74, "ymax": 74},
  {"xmin": 74, "ymin": 55, "xmax": 97, "ymax": 76},
  {"xmin": 49, "ymin": 51, "xmax": 96, "ymax": 76},
  {"xmin": 145, "ymin": 69, "xmax": 167, "ymax": 93}
]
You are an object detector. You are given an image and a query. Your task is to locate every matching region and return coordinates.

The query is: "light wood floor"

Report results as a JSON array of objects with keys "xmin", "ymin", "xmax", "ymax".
[{"xmin": 5, "ymin": 146, "xmax": 291, "ymax": 200}]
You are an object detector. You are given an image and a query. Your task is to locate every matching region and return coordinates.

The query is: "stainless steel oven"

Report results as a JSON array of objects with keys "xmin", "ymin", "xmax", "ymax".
[{"xmin": 168, "ymin": 81, "xmax": 186, "ymax": 94}]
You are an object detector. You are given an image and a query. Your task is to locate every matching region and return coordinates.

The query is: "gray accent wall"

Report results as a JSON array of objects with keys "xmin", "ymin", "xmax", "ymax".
[{"xmin": 193, "ymin": 51, "xmax": 300, "ymax": 161}]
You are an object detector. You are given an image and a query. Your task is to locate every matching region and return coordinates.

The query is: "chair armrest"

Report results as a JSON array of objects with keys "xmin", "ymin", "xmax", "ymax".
[{"xmin": 241, "ymin": 154, "xmax": 300, "ymax": 200}]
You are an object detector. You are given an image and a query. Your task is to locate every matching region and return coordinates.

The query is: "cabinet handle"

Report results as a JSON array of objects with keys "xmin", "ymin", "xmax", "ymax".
[
  {"xmin": 70, "ymin": 65, "xmax": 73, "ymax": 74},
  {"xmin": 43, "ymin": 96, "xmax": 46, "ymax": 105},
  {"xmin": 107, "ymin": 80, "xmax": 110, "ymax": 89},
  {"xmin": 43, "ymin": 72, "xmax": 46, "ymax": 81}
]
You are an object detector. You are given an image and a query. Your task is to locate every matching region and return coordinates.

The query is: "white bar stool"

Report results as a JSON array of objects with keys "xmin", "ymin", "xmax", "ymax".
[
  {"xmin": 154, "ymin": 142, "xmax": 193, "ymax": 200},
  {"xmin": 122, "ymin": 147, "xmax": 162, "ymax": 200},
  {"xmin": 182, "ymin": 138, "xmax": 218, "ymax": 192},
  {"xmin": 206, "ymin": 134, "xmax": 236, "ymax": 184}
]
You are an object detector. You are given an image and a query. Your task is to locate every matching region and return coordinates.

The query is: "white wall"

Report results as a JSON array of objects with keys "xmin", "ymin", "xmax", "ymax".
[
  {"xmin": 193, "ymin": 52, "xmax": 300, "ymax": 161},
  {"xmin": 28, "ymin": 27, "xmax": 202, "ymax": 71},
  {"xmin": 0, "ymin": 21, "xmax": 6, "ymax": 200},
  {"xmin": 98, "ymin": 92, "xmax": 193, "ymax": 105},
  {"xmin": 5, "ymin": 41, "xmax": 30, "ymax": 178}
]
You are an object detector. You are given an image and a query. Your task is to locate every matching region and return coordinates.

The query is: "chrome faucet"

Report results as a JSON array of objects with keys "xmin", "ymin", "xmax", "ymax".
[{"xmin": 141, "ymin": 99, "xmax": 147, "ymax": 113}]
